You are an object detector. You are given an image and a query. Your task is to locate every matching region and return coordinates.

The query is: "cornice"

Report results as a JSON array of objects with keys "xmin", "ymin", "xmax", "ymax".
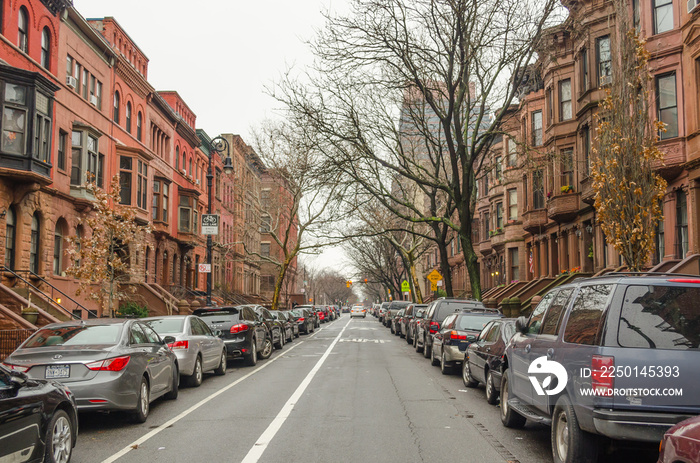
[{"xmin": 115, "ymin": 58, "xmax": 153, "ymax": 99}]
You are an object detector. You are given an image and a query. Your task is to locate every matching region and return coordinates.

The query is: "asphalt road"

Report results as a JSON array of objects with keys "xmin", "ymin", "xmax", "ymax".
[{"xmin": 72, "ymin": 314, "xmax": 659, "ymax": 463}]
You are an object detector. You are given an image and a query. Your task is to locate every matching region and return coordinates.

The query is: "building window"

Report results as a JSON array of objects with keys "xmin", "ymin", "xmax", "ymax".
[
  {"xmin": 70, "ymin": 130, "xmax": 99, "ymax": 186},
  {"xmin": 30, "ymin": 213, "xmax": 39, "ymax": 273},
  {"xmin": 561, "ymin": 148, "xmax": 574, "ymax": 189},
  {"xmin": 41, "ymin": 28, "xmax": 51, "ymax": 69},
  {"xmin": 483, "ymin": 212, "xmax": 490, "ymax": 240},
  {"xmin": 175, "ymin": 146, "xmax": 180, "ymax": 171},
  {"xmin": 57, "ymin": 130, "xmax": 66, "ymax": 170},
  {"xmin": 632, "ymin": 0, "xmax": 640, "ymax": 30},
  {"xmin": 261, "ymin": 214, "xmax": 271, "ymax": 233},
  {"xmin": 261, "ymin": 242, "xmax": 270, "ymax": 257},
  {"xmin": 580, "ymin": 48, "xmax": 588, "ymax": 93},
  {"xmin": 4, "ymin": 207, "xmax": 15, "ymax": 270},
  {"xmin": 582, "ymin": 127, "xmax": 590, "ymax": 176},
  {"xmin": 137, "ymin": 160, "xmax": 147, "ymax": 209},
  {"xmin": 495, "ymin": 156, "xmax": 502, "ymax": 182},
  {"xmin": 179, "ymin": 196, "xmax": 197, "ymax": 233},
  {"xmin": 547, "ymin": 87, "xmax": 553, "ymax": 126},
  {"xmin": 655, "ymin": 201, "xmax": 665, "ymax": 263},
  {"xmin": 509, "ymin": 248, "xmax": 519, "ymax": 282},
  {"xmin": 507, "ymin": 138, "xmax": 517, "ymax": 167},
  {"xmin": 656, "ymin": 73, "xmax": 678, "ymax": 139},
  {"xmin": 676, "ymin": 190, "xmax": 688, "ymax": 258},
  {"xmin": 82, "ymin": 69, "xmax": 88, "ymax": 99},
  {"xmin": 496, "ymin": 202, "xmax": 503, "ymax": 229},
  {"xmin": 53, "ymin": 222, "xmax": 64, "ymax": 275},
  {"xmin": 531, "ymin": 110, "xmax": 542, "ymax": 146},
  {"xmin": 97, "ymin": 153, "xmax": 104, "ymax": 188},
  {"xmin": 126, "ymin": 102, "xmax": 132, "ymax": 133},
  {"xmin": 559, "ymin": 79, "xmax": 572, "ymax": 121},
  {"xmin": 2, "ymin": 83, "xmax": 28, "ymax": 155},
  {"xmin": 533, "ymin": 170, "xmax": 545, "ymax": 209},
  {"xmin": 136, "ymin": 112, "xmax": 142, "ymax": 141},
  {"xmin": 119, "ymin": 156, "xmax": 132, "ymax": 205},
  {"xmin": 152, "ymin": 180, "xmax": 169, "ymax": 222},
  {"xmin": 33, "ymin": 96, "xmax": 52, "ymax": 163},
  {"xmin": 654, "ymin": 0, "xmax": 673, "ymax": 35},
  {"xmin": 113, "ymin": 91, "xmax": 120, "ymax": 123},
  {"xmin": 89, "ymin": 75, "xmax": 102, "ymax": 110},
  {"xmin": 508, "ymin": 189, "xmax": 517, "ymax": 221},
  {"xmin": 597, "ymin": 36, "xmax": 611, "ymax": 86},
  {"xmin": 18, "ymin": 7, "xmax": 28, "ymax": 53}
]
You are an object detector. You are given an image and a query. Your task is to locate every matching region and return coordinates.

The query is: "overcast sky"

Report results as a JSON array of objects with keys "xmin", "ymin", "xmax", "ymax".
[{"xmin": 75, "ymin": 0, "xmax": 347, "ymax": 139}]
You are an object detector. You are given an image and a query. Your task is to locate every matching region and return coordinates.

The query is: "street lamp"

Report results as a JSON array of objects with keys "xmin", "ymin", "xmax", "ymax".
[{"xmin": 206, "ymin": 136, "xmax": 232, "ymax": 306}]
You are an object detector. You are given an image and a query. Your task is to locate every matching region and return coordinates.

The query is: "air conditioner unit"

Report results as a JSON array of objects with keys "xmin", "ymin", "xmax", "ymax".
[
  {"xmin": 66, "ymin": 76, "xmax": 77, "ymax": 88},
  {"xmin": 600, "ymin": 75, "xmax": 612, "ymax": 86},
  {"xmin": 90, "ymin": 95, "xmax": 98, "ymax": 106},
  {"xmin": 180, "ymin": 169, "xmax": 186, "ymax": 175},
  {"xmin": 195, "ymin": 179, "xmax": 200, "ymax": 185},
  {"xmin": 689, "ymin": 0, "xmax": 700, "ymax": 13}
]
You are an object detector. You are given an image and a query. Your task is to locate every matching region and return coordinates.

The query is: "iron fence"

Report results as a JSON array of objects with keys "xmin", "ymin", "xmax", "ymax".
[{"xmin": 0, "ymin": 329, "xmax": 35, "ymax": 361}]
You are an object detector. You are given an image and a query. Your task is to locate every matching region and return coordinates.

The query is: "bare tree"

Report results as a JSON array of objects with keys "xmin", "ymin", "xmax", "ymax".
[
  {"xmin": 274, "ymin": 0, "xmax": 562, "ymax": 300},
  {"xmin": 343, "ymin": 231, "xmax": 406, "ymax": 300},
  {"xmin": 591, "ymin": 0, "xmax": 666, "ymax": 271},
  {"xmin": 315, "ymin": 269, "xmax": 355, "ymax": 305},
  {"xmin": 250, "ymin": 120, "xmax": 347, "ymax": 309}
]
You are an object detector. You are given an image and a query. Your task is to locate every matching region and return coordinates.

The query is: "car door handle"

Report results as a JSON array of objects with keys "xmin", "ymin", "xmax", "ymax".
[
  {"xmin": 525, "ymin": 344, "xmax": 531, "ymax": 353},
  {"xmin": 486, "ymin": 347, "xmax": 491, "ymax": 352},
  {"xmin": 547, "ymin": 348, "xmax": 554, "ymax": 358}
]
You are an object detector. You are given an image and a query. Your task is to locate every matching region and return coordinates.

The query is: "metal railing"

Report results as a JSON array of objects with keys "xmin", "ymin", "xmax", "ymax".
[
  {"xmin": 2, "ymin": 267, "xmax": 97, "ymax": 319},
  {"xmin": 0, "ymin": 329, "xmax": 35, "ymax": 361}
]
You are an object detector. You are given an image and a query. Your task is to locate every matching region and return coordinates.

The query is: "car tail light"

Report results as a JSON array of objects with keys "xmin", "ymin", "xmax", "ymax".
[
  {"xmin": 230, "ymin": 324, "xmax": 249, "ymax": 334},
  {"xmin": 450, "ymin": 331, "xmax": 467, "ymax": 340},
  {"xmin": 86, "ymin": 356, "xmax": 131, "ymax": 372},
  {"xmin": 429, "ymin": 321, "xmax": 440, "ymax": 334},
  {"xmin": 591, "ymin": 355, "xmax": 614, "ymax": 395},
  {"xmin": 2, "ymin": 362, "xmax": 30, "ymax": 373},
  {"xmin": 297, "ymin": 317, "xmax": 305, "ymax": 322},
  {"xmin": 168, "ymin": 340, "xmax": 189, "ymax": 350}
]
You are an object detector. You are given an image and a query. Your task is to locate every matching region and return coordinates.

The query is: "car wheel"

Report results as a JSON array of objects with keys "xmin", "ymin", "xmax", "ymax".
[
  {"xmin": 214, "ymin": 350, "xmax": 227, "ymax": 376},
  {"xmin": 390, "ymin": 325, "xmax": 395, "ymax": 334},
  {"xmin": 132, "ymin": 377, "xmax": 150, "ymax": 423},
  {"xmin": 500, "ymin": 369, "xmax": 526, "ymax": 428},
  {"xmin": 552, "ymin": 395, "xmax": 599, "ymax": 463},
  {"xmin": 485, "ymin": 370, "xmax": 499, "ymax": 404},
  {"xmin": 406, "ymin": 331, "xmax": 412, "ymax": 344},
  {"xmin": 186, "ymin": 356, "xmax": 203, "ymax": 387},
  {"xmin": 423, "ymin": 337, "xmax": 431, "ymax": 359},
  {"xmin": 274, "ymin": 330, "xmax": 284, "ymax": 350},
  {"xmin": 295, "ymin": 330, "xmax": 300, "ymax": 338},
  {"xmin": 462, "ymin": 358, "xmax": 478, "ymax": 387},
  {"xmin": 431, "ymin": 345, "xmax": 440, "ymax": 366},
  {"xmin": 45, "ymin": 409, "xmax": 73, "ymax": 463},
  {"xmin": 440, "ymin": 351, "xmax": 452, "ymax": 375},
  {"xmin": 415, "ymin": 335, "xmax": 423, "ymax": 353},
  {"xmin": 245, "ymin": 338, "xmax": 258, "ymax": 366},
  {"xmin": 164, "ymin": 365, "xmax": 179, "ymax": 400},
  {"xmin": 260, "ymin": 337, "xmax": 273, "ymax": 359}
]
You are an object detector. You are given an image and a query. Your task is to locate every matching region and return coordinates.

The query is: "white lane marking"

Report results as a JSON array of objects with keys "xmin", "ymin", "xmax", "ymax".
[
  {"xmin": 100, "ymin": 341, "xmax": 304, "ymax": 463},
  {"xmin": 240, "ymin": 318, "xmax": 351, "ymax": 463}
]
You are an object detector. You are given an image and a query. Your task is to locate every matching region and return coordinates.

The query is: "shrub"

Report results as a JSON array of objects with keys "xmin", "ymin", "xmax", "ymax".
[{"xmin": 117, "ymin": 301, "xmax": 149, "ymax": 318}]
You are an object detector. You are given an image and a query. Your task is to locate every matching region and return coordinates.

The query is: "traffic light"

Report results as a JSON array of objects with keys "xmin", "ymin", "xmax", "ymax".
[
  {"xmin": 346, "ymin": 280, "xmax": 352, "ymax": 287},
  {"xmin": 364, "ymin": 278, "xmax": 368, "ymax": 284}
]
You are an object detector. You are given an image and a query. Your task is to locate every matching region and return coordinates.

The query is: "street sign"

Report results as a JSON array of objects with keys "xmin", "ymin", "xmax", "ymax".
[
  {"xmin": 201, "ymin": 214, "xmax": 219, "ymax": 235},
  {"xmin": 401, "ymin": 280, "xmax": 410, "ymax": 292},
  {"xmin": 198, "ymin": 263, "xmax": 211, "ymax": 273},
  {"xmin": 430, "ymin": 281, "xmax": 438, "ymax": 291},
  {"xmin": 427, "ymin": 269, "xmax": 443, "ymax": 283}
]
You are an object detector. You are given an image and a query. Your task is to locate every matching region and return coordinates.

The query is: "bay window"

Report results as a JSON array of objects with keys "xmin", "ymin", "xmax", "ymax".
[
  {"xmin": 70, "ymin": 128, "xmax": 99, "ymax": 186},
  {"xmin": 152, "ymin": 179, "xmax": 170, "ymax": 223},
  {"xmin": 179, "ymin": 196, "xmax": 197, "ymax": 233}
]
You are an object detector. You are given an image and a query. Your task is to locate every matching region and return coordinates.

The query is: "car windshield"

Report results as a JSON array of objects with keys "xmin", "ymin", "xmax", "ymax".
[
  {"xmin": 146, "ymin": 318, "xmax": 185, "ymax": 334},
  {"xmin": 23, "ymin": 325, "xmax": 123, "ymax": 348},
  {"xmin": 455, "ymin": 315, "xmax": 500, "ymax": 331}
]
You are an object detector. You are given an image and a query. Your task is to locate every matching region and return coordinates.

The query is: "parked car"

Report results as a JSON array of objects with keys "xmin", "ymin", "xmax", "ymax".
[
  {"xmin": 0, "ymin": 363, "xmax": 78, "ymax": 463},
  {"xmin": 350, "ymin": 306, "xmax": 366, "ymax": 318},
  {"xmin": 407, "ymin": 304, "xmax": 428, "ymax": 346},
  {"xmin": 378, "ymin": 302, "xmax": 391, "ymax": 323},
  {"xmin": 658, "ymin": 415, "xmax": 700, "ymax": 463},
  {"xmin": 430, "ymin": 309, "xmax": 502, "ymax": 375},
  {"xmin": 144, "ymin": 315, "xmax": 227, "ymax": 387},
  {"xmin": 289, "ymin": 307, "xmax": 315, "ymax": 334},
  {"xmin": 384, "ymin": 301, "xmax": 410, "ymax": 328},
  {"xmin": 296, "ymin": 305, "xmax": 319, "ymax": 329},
  {"xmin": 399, "ymin": 304, "xmax": 415, "ymax": 341},
  {"xmin": 390, "ymin": 309, "xmax": 405, "ymax": 335},
  {"xmin": 247, "ymin": 305, "xmax": 285, "ymax": 350},
  {"xmin": 3, "ymin": 318, "xmax": 179, "ymax": 423},
  {"xmin": 341, "ymin": 306, "xmax": 350, "ymax": 314},
  {"xmin": 194, "ymin": 306, "xmax": 272, "ymax": 366},
  {"xmin": 500, "ymin": 274, "xmax": 700, "ymax": 463},
  {"xmin": 271, "ymin": 310, "xmax": 297, "ymax": 343},
  {"xmin": 462, "ymin": 318, "xmax": 516, "ymax": 403},
  {"xmin": 315, "ymin": 306, "xmax": 327, "ymax": 324},
  {"xmin": 415, "ymin": 298, "xmax": 485, "ymax": 358}
]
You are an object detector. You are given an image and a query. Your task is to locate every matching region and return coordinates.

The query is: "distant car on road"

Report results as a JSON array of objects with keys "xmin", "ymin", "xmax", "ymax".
[{"xmin": 350, "ymin": 306, "xmax": 366, "ymax": 318}]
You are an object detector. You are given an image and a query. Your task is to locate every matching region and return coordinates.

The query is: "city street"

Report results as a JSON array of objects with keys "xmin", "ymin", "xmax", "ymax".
[{"xmin": 71, "ymin": 315, "xmax": 659, "ymax": 463}]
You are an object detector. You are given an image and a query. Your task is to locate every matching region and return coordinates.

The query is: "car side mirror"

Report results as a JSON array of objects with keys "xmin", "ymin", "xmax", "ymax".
[
  {"xmin": 162, "ymin": 336, "xmax": 176, "ymax": 345},
  {"xmin": 467, "ymin": 335, "xmax": 477, "ymax": 342},
  {"xmin": 213, "ymin": 330, "xmax": 222, "ymax": 337},
  {"xmin": 8, "ymin": 370, "xmax": 28, "ymax": 388},
  {"xmin": 515, "ymin": 316, "xmax": 529, "ymax": 335}
]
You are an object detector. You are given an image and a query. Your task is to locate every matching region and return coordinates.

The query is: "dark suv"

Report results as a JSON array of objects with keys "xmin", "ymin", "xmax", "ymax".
[
  {"xmin": 384, "ymin": 301, "xmax": 410, "ymax": 328},
  {"xmin": 415, "ymin": 298, "xmax": 485, "ymax": 358},
  {"xmin": 194, "ymin": 306, "xmax": 271, "ymax": 366},
  {"xmin": 499, "ymin": 273, "xmax": 700, "ymax": 463}
]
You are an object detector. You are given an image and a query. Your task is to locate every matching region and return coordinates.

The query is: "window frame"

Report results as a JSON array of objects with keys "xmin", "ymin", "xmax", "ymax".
[
  {"xmin": 531, "ymin": 110, "xmax": 543, "ymax": 146},
  {"xmin": 508, "ymin": 188, "xmax": 517, "ymax": 221},
  {"xmin": 70, "ymin": 128, "xmax": 99, "ymax": 186},
  {"xmin": 41, "ymin": 28, "xmax": 51, "ymax": 69},
  {"xmin": 656, "ymin": 72, "xmax": 678, "ymax": 140},
  {"xmin": 559, "ymin": 79, "xmax": 572, "ymax": 121},
  {"xmin": 596, "ymin": 35, "xmax": 612, "ymax": 86},
  {"xmin": 653, "ymin": 0, "xmax": 674, "ymax": 35},
  {"xmin": 17, "ymin": 7, "xmax": 28, "ymax": 53}
]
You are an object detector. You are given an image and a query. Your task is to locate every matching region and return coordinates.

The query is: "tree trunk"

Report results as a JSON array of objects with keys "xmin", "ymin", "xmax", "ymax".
[
  {"xmin": 408, "ymin": 255, "xmax": 423, "ymax": 303},
  {"xmin": 438, "ymin": 244, "xmax": 453, "ymax": 297},
  {"xmin": 271, "ymin": 259, "xmax": 291, "ymax": 311}
]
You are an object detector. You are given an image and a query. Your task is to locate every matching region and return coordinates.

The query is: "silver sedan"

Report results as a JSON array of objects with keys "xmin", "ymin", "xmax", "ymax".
[
  {"xmin": 144, "ymin": 315, "xmax": 227, "ymax": 387},
  {"xmin": 2, "ymin": 318, "xmax": 179, "ymax": 423}
]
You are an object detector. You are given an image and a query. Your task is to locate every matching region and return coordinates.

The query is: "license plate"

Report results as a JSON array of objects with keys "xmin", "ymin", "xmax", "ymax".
[{"xmin": 46, "ymin": 364, "xmax": 70, "ymax": 379}]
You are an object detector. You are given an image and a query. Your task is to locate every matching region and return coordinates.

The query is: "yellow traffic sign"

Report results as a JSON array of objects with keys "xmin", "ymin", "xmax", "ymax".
[
  {"xmin": 427, "ymin": 269, "xmax": 443, "ymax": 283},
  {"xmin": 430, "ymin": 281, "xmax": 438, "ymax": 291},
  {"xmin": 401, "ymin": 280, "xmax": 410, "ymax": 292}
]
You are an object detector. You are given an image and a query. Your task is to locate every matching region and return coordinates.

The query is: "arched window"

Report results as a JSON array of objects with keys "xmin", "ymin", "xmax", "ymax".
[
  {"xmin": 5, "ymin": 207, "xmax": 16, "ymax": 270},
  {"xmin": 30, "ymin": 213, "xmax": 40, "ymax": 273},
  {"xmin": 113, "ymin": 91, "xmax": 120, "ymax": 123},
  {"xmin": 189, "ymin": 158, "xmax": 192, "ymax": 176},
  {"xmin": 182, "ymin": 152, "xmax": 186, "ymax": 172},
  {"xmin": 41, "ymin": 28, "xmax": 51, "ymax": 68},
  {"xmin": 18, "ymin": 7, "xmax": 28, "ymax": 53},
  {"xmin": 175, "ymin": 146, "xmax": 180, "ymax": 170},
  {"xmin": 53, "ymin": 220, "xmax": 66, "ymax": 275},
  {"xmin": 126, "ymin": 102, "xmax": 132, "ymax": 133},
  {"xmin": 136, "ymin": 112, "xmax": 142, "ymax": 141},
  {"xmin": 145, "ymin": 246, "xmax": 150, "ymax": 282}
]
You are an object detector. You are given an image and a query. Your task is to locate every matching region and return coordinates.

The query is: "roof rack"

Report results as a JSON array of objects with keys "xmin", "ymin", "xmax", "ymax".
[
  {"xmin": 456, "ymin": 307, "xmax": 501, "ymax": 314},
  {"xmin": 588, "ymin": 271, "xmax": 700, "ymax": 279}
]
